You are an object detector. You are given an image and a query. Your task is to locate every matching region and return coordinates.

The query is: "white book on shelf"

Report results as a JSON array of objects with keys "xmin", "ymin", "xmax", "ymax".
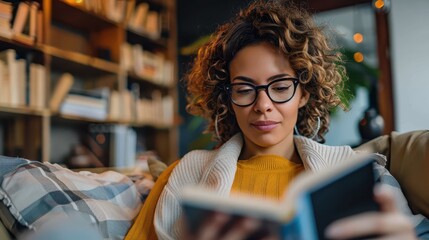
[
  {"xmin": 162, "ymin": 96, "xmax": 174, "ymax": 125},
  {"xmin": 163, "ymin": 60, "xmax": 174, "ymax": 86},
  {"xmin": 116, "ymin": 0, "xmax": 126, "ymax": 23},
  {"xmin": 9, "ymin": 52, "xmax": 18, "ymax": 106},
  {"xmin": 120, "ymin": 42, "xmax": 132, "ymax": 71},
  {"xmin": 60, "ymin": 101, "xmax": 108, "ymax": 120},
  {"xmin": 110, "ymin": 124, "xmax": 127, "ymax": 167},
  {"xmin": 121, "ymin": 90, "xmax": 134, "ymax": 122},
  {"xmin": 0, "ymin": 59, "xmax": 8, "ymax": 105},
  {"xmin": 124, "ymin": 0, "xmax": 136, "ymax": 24},
  {"xmin": 132, "ymin": 44, "xmax": 144, "ymax": 77},
  {"xmin": 12, "ymin": 2, "xmax": 29, "ymax": 34},
  {"xmin": 0, "ymin": 49, "xmax": 18, "ymax": 106},
  {"xmin": 29, "ymin": 1, "xmax": 39, "ymax": 40},
  {"xmin": 129, "ymin": 2, "xmax": 149, "ymax": 30},
  {"xmin": 35, "ymin": 64, "xmax": 46, "ymax": 108},
  {"xmin": 29, "ymin": 63, "xmax": 37, "ymax": 107},
  {"xmin": 105, "ymin": 0, "xmax": 117, "ymax": 22},
  {"xmin": 108, "ymin": 90, "xmax": 120, "ymax": 121},
  {"xmin": 63, "ymin": 94, "xmax": 107, "ymax": 109},
  {"xmin": 49, "ymin": 73, "xmax": 74, "ymax": 112},
  {"xmin": 125, "ymin": 127, "xmax": 137, "ymax": 167},
  {"xmin": 145, "ymin": 11, "xmax": 160, "ymax": 38},
  {"xmin": 16, "ymin": 59, "xmax": 26, "ymax": 106},
  {"xmin": 0, "ymin": 0, "xmax": 12, "ymax": 38}
]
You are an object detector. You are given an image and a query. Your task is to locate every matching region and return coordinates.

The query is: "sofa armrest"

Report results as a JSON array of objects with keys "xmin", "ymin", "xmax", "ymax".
[{"xmin": 356, "ymin": 130, "xmax": 429, "ymax": 218}]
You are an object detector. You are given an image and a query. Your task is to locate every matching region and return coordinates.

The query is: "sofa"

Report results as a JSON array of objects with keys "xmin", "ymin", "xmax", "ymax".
[{"xmin": 1, "ymin": 130, "xmax": 428, "ymax": 239}]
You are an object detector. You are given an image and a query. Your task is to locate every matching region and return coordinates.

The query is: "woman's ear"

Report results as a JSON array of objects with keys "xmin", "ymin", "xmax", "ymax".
[{"xmin": 298, "ymin": 89, "xmax": 310, "ymax": 108}]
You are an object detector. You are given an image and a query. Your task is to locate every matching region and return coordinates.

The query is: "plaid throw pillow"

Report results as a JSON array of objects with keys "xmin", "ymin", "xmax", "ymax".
[{"xmin": 0, "ymin": 156, "xmax": 142, "ymax": 239}]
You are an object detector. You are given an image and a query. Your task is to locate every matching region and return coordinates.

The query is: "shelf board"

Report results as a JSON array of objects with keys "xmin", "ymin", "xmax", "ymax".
[
  {"xmin": 127, "ymin": 71, "xmax": 173, "ymax": 89},
  {"xmin": 52, "ymin": 1, "xmax": 119, "ymax": 32},
  {"xmin": 53, "ymin": 113, "xmax": 115, "ymax": 124},
  {"xmin": 54, "ymin": 114, "xmax": 172, "ymax": 129},
  {"xmin": 127, "ymin": 121, "xmax": 174, "ymax": 130},
  {"xmin": 0, "ymin": 105, "xmax": 50, "ymax": 117},
  {"xmin": 0, "ymin": 35, "xmax": 42, "ymax": 53},
  {"xmin": 42, "ymin": 45, "xmax": 119, "ymax": 76},
  {"xmin": 126, "ymin": 28, "xmax": 167, "ymax": 50}
]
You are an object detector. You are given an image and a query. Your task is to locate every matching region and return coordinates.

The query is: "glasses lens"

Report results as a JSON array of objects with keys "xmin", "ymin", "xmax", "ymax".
[
  {"xmin": 268, "ymin": 80, "xmax": 295, "ymax": 102},
  {"xmin": 231, "ymin": 84, "xmax": 256, "ymax": 106}
]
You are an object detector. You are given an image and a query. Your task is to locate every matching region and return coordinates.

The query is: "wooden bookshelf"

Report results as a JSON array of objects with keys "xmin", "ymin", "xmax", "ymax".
[
  {"xmin": 0, "ymin": 105, "xmax": 50, "ymax": 117},
  {"xmin": 0, "ymin": 0, "xmax": 179, "ymax": 166}
]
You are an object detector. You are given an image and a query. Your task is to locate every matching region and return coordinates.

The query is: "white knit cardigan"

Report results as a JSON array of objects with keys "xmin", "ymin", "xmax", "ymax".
[{"xmin": 153, "ymin": 133, "xmax": 427, "ymax": 239}]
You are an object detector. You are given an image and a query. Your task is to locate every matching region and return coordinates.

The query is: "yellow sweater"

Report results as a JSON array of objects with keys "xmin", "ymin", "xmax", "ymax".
[{"xmin": 125, "ymin": 155, "xmax": 304, "ymax": 240}]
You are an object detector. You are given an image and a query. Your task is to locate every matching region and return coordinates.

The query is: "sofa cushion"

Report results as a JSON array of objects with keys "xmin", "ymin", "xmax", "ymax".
[
  {"xmin": 388, "ymin": 130, "xmax": 429, "ymax": 217},
  {"xmin": 0, "ymin": 156, "xmax": 142, "ymax": 239},
  {"xmin": 355, "ymin": 130, "xmax": 429, "ymax": 218}
]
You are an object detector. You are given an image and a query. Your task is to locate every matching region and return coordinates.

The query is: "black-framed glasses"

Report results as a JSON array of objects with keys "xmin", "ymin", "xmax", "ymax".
[{"xmin": 225, "ymin": 78, "xmax": 299, "ymax": 107}]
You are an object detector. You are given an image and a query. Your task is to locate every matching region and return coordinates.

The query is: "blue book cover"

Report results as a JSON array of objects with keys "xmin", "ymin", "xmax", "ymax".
[{"xmin": 180, "ymin": 155, "xmax": 379, "ymax": 240}]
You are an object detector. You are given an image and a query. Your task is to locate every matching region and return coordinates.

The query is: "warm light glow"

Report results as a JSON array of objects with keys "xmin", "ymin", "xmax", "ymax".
[
  {"xmin": 354, "ymin": 52, "xmax": 364, "ymax": 63},
  {"xmin": 375, "ymin": 0, "xmax": 385, "ymax": 9},
  {"xmin": 64, "ymin": 0, "xmax": 83, "ymax": 5},
  {"xmin": 353, "ymin": 33, "xmax": 364, "ymax": 44}
]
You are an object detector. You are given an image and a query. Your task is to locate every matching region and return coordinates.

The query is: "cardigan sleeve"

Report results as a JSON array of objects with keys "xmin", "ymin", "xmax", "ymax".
[{"xmin": 125, "ymin": 160, "xmax": 179, "ymax": 240}]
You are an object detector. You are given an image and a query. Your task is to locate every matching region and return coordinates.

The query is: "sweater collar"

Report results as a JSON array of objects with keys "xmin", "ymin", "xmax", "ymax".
[{"xmin": 210, "ymin": 133, "xmax": 360, "ymax": 172}]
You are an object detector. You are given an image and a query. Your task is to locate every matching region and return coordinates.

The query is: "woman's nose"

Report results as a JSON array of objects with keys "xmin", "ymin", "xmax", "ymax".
[{"xmin": 253, "ymin": 90, "xmax": 273, "ymax": 113}]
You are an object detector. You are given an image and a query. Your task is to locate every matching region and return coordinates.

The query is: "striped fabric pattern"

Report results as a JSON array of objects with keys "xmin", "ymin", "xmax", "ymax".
[{"xmin": 0, "ymin": 156, "xmax": 142, "ymax": 240}]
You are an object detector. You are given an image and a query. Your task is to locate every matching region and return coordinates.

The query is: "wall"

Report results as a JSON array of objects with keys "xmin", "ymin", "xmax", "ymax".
[{"xmin": 390, "ymin": 0, "xmax": 429, "ymax": 132}]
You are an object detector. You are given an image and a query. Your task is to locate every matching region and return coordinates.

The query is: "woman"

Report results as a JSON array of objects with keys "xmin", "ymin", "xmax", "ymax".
[{"xmin": 126, "ymin": 0, "xmax": 426, "ymax": 239}]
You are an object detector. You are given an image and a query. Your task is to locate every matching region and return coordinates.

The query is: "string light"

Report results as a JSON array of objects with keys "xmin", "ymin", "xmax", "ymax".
[
  {"xmin": 354, "ymin": 52, "xmax": 364, "ymax": 63},
  {"xmin": 353, "ymin": 33, "xmax": 364, "ymax": 44},
  {"xmin": 374, "ymin": 0, "xmax": 385, "ymax": 9},
  {"xmin": 372, "ymin": 0, "xmax": 391, "ymax": 12}
]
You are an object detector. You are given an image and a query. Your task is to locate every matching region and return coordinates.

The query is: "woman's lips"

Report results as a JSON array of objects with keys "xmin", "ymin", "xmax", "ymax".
[{"xmin": 251, "ymin": 121, "xmax": 279, "ymax": 131}]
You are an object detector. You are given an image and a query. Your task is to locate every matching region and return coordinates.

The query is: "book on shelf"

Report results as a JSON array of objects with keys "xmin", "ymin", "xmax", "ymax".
[
  {"xmin": 109, "ymin": 124, "xmax": 137, "ymax": 168},
  {"xmin": 0, "ymin": 59, "xmax": 9, "ymax": 105},
  {"xmin": 50, "ymin": 72, "xmax": 74, "ymax": 112},
  {"xmin": 59, "ymin": 88, "xmax": 110, "ymax": 120},
  {"xmin": 128, "ymin": 2, "xmax": 149, "ymax": 31},
  {"xmin": 0, "ymin": 49, "xmax": 19, "ymax": 106},
  {"xmin": 11, "ymin": 1, "xmax": 39, "ymax": 45},
  {"xmin": 0, "ymin": 0, "xmax": 13, "ymax": 38},
  {"xmin": 29, "ymin": 63, "xmax": 47, "ymax": 109},
  {"xmin": 145, "ymin": 11, "xmax": 161, "ymax": 39},
  {"xmin": 181, "ymin": 155, "xmax": 380, "ymax": 240},
  {"xmin": 122, "ymin": 42, "xmax": 174, "ymax": 86}
]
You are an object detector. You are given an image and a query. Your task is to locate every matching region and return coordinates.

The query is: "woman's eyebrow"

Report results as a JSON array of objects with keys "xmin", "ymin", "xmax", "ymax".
[{"xmin": 232, "ymin": 73, "xmax": 294, "ymax": 83}]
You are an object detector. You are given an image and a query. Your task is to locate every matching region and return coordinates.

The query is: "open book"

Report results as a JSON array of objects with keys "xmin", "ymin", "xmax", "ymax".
[{"xmin": 180, "ymin": 155, "xmax": 380, "ymax": 240}]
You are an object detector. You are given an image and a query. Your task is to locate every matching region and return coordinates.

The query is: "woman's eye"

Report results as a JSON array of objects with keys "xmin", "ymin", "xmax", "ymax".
[
  {"xmin": 272, "ymin": 86, "xmax": 291, "ymax": 92},
  {"xmin": 236, "ymin": 88, "xmax": 253, "ymax": 95}
]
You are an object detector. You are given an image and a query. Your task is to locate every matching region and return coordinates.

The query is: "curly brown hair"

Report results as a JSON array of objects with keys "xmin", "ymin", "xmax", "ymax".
[{"xmin": 185, "ymin": 0, "xmax": 347, "ymax": 145}]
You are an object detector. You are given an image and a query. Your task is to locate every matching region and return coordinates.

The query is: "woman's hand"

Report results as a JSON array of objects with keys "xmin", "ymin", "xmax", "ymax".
[
  {"xmin": 325, "ymin": 185, "xmax": 416, "ymax": 239},
  {"xmin": 183, "ymin": 212, "xmax": 279, "ymax": 240}
]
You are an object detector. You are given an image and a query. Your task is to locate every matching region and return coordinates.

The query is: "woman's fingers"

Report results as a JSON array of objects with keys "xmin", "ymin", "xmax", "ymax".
[
  {"xmin": 221, "ymin": 217, "xmax": 261, "ymax": 240},
  {"xmin": 325, "ymin": 212, "xmax": 413, "ymax": 239},
  {"xmin": 195, "ymin": 212, "xmax": 230, "ymax": 240},
  {"xmin": 325, "ymin": 185, "xmax": 415, "ymax": 239},
  {"xmin": 374, "ymin": 184, "xmax": 396, "ymax": 212}
]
